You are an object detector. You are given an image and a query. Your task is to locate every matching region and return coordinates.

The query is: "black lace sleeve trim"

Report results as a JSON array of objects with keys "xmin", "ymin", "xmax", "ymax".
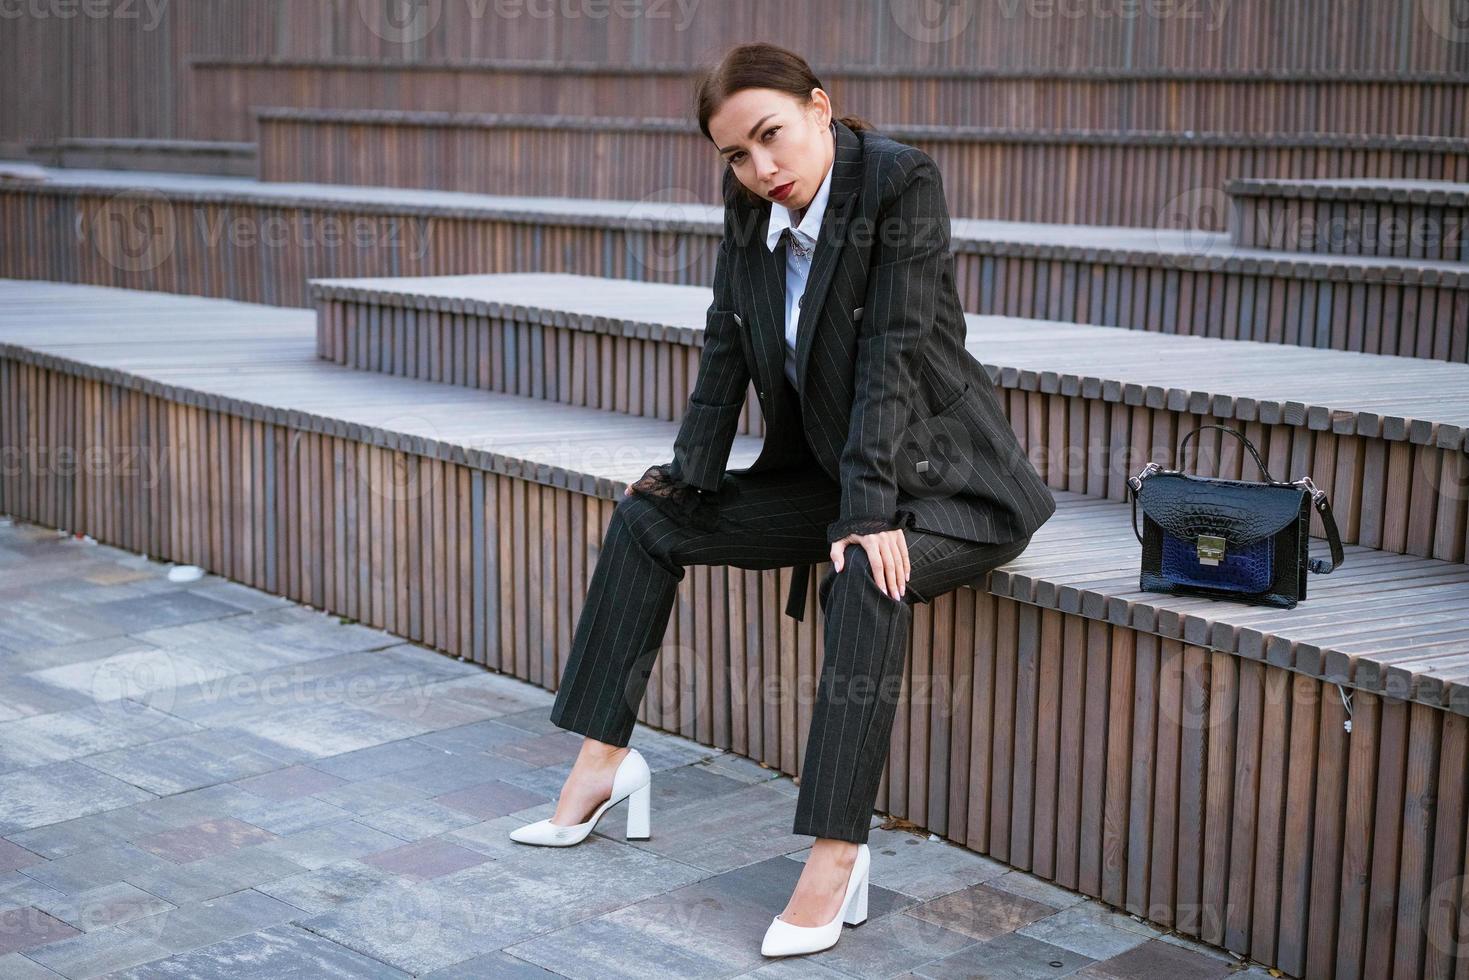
[
  {"xmin": 627, "ymin": 462, "xmax": 722, "ymax": 531},
  {"xmin": 826, "ymin": 509, "xmax": 916, "ymax": 544}
]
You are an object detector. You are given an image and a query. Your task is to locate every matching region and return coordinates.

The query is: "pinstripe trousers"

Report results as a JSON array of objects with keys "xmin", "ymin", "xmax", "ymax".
[{"xmin": 547, "ymin": 450, "xmax": 1033, "ymax": 844}]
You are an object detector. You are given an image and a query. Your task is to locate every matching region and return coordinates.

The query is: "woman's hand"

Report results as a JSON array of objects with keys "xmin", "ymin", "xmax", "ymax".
[{"xmin": 830, "ymin": 528, "xmax": 910, "ymax": 602}]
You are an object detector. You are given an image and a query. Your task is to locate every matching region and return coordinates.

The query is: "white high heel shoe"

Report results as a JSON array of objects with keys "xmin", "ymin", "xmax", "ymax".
[
  {"xmin": 760, "ymin": 843, "xmax": 870, "ymax": 957},
  {"xmin": 508, "ymin": 747, "xmax": 652, "ymax": 846}
]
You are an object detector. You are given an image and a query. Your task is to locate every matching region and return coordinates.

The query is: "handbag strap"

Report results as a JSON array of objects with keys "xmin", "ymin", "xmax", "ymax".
[
  {"xmin": 1177, "ymin": 423, "xmax": 1278, "ymax": 483},
  {"xmin": 1308, "ymin": 488, "xmax": 1346, "ymax": 574}
]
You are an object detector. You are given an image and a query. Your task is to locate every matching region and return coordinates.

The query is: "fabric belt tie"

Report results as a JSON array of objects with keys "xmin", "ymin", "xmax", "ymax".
[{"xmin": 785, "ymin": 563, "xmax": 812, "ymax": 621}]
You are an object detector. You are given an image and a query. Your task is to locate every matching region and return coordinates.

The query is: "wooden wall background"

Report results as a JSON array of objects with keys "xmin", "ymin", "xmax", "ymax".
[
  {"xmin": 4, "ymin": 350, "xmax": 1469, "ymax": 980},
  {"xmin": 254, "ymin": 108, "xmax": 1469, "ymax": 228},
  {"xmin": 4, "ymin": 0, "xmax": 1468, "ymax": 145},
  {"xmin": 185, "ymin": 61, "xmax": 1469, "ymax": 142}
]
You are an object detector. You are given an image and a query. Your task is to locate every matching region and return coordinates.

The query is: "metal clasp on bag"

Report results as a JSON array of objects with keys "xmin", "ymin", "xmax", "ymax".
[
  {"xmin": 1127, "ymin": 461, "xmax": 1161, "ymax": 493},
  {"xmin": 1292, "ymin": 475, "xmax": 1327, "ymax": 504},
  {"xmin": 1196, "ymin": 534, "xmax": 1226, "ymax": 565}
]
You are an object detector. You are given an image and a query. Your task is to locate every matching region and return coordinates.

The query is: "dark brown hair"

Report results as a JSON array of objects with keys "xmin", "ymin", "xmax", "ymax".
[{"xmin": 694, "ymin": 42, "xmax": 873, "ymax": 207}]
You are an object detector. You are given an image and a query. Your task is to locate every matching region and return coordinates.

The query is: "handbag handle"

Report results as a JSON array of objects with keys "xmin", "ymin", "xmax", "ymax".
[{"xmin": 1176, "ymin": 423, "xmax": 1279, "ymax": 484}]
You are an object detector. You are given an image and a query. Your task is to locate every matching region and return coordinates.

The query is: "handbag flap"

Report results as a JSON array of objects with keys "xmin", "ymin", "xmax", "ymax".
[{"xmin": 1138, "ymin": 472, "xmax": 1303, "ymax": 547}]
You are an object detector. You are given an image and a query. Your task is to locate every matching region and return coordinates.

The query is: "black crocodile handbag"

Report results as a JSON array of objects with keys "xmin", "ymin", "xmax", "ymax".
[{"xmin": 1125, "ymin": 424, "xmax": 1345, "ymax": 608}]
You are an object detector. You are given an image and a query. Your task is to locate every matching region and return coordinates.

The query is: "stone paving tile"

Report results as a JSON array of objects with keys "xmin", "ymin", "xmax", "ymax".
[
  {"xmin": 915, "ymin": 929, "xmax": 1098, "ymax": 978},
  {"xmin": 115, "ymin": 887, "xmax": 302, "ymax": 955},
  {"xmin": 983, "ymin": 869, "xmax": 1091, "ymax": 910},
  {"xmin": 1017, "ymin": 901, "xmax": 1160, "ymax": 960},
  {"xmin": 16, "ymin": 842, "xmax": 166, "ymax": 895},
  {"xmin": 101, "ymin": 922, "xmax": 412, "ymax": 979},
  {"xmin": 0, "ymin": 634, "xmax": 156, "ymax": 677},
  {"xmin": 840, "ymin": 828, "xmax": 1009, "ymax": 900},
  {"xmin": 504, "ymin": 852, "xmax": 908, "ymax": 979},
  {"xmin": 0, "ymin": 951, "xmax": 67, "ymax": 978},
  {"xmin": 26, "ymin": 881, "xmax": 173, "ymax": 932},
  {"xmin": 621, "ymin": 780, "xmax": 826, "ymax": 873},
  {"xmin": 433, "ymin": 778, "xmax": 552, "ymax": 820},
  {"xmin": 732, "ymin": 959, "xmax": 856, "ymax": 978},
  {"xmin": 297, "ymin": 876, "xmax": 521, "ymax": 974},
  {"xmin": 219, "ymin": 702, "xmax": 435, "ymax": 761},
  {"xmin": 0, "ymin": 839, "xmax": 47, "ymax": 873},
  {"xmin": 134, "ymin": 817, "xmax": 278, "ymax": 864},
  {"xmin": 0, "ymin": 519, "xmax": 1278, "ymax": 978},
  {"xmin": 1076, "ymin": 938, "xmax": 1240, "ymax": 978},
  {"xmin": 231, "ymin": 795, "xmax": 360, "ymax": 836},
  {"xmin": 365, "ymin": 690, "xmax": 507, "ymax": 730},
  {"xmin": 359, "ymin": 839, "xmax": 491, "ymax": 881},
  {"xmin": 784, "ymin": 904, "xmax": 980, "ymax": 978},
  {"xmin": 0, "ymin": 905, "xmax": 83, "ymax": 955},
  {"xmin": 0, "ymin": 762, "xmax": 156, "ymax": 836},
  {"xmin": 0, "ymin": 673, "xmax": 95, "ymax": 723},
  {"xmin": 232, "ymin": 763, "xmax": 350, "ymax": 801},
  {"xmin": 249, "ymin": 819, "xmax": 409, "ymax": 872},
  {"xmin": 488, "ymin": 728, "xmax": 588, "ymax": 767},
  {"xmin": 693, "ymin": 752, "xmax": 786, "ymax": 785},
  {"xmin": 422, "ymin": 949, "xmax": 564, "ymax": 978},
  {"xmin": 409, "ymin": 716, "xmax": 547, "ymax": 754},
  {"xmin": 250, "ymin": 859, "xmax": 400, "ymax": 916},
  {"xmin": 0, "ymin": 872, "xmax": 71, "ymax": 915},
  {"xmin": 0, "ymin": 701, "xmax": 200, "ymax": 775},
  {"xmin": 83, "ymin": 590, "xmax": 249, "ymax": 635},
  {"xmin": 125, "ymin": 845, "xmax": 310, "ymax": 906},
  {"xmin": 15, "ymin": 923, "xmax": 173, "ymax": 978},
  {"xmin": 904, "ymin": 881, "xmax": 1057, "ymax": 943},
  {"xmin": 79, "ymin": 728, "xmax": 306, "ymax": 796}
]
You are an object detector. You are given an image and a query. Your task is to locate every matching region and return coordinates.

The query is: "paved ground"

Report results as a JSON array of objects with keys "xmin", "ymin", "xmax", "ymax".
[{"xmin": 0, "ymin": 516, "xmax": 1275, "ymax": 978}]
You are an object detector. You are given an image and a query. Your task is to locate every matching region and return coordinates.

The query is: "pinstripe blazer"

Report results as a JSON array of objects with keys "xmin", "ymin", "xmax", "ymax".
[{"xmin": 667, "ymin": 118, "xmax": 1057, "ymax": 619}]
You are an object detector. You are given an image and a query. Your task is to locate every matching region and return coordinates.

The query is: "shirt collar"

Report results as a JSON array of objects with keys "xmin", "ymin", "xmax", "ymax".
[{"xmin": 765, "ymin": 122, "xmax": 837, "ymax": 253}]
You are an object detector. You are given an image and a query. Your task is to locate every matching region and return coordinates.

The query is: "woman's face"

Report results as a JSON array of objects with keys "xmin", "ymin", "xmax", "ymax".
[{"xmin": 708, "ymin": 87, "xmax": 834, "ymax": 213}]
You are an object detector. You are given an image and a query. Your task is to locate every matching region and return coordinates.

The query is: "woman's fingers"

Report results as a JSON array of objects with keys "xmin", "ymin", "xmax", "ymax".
[{"xmin": 882, "ymin": 535, "xmax": 904, "ymax": 599}]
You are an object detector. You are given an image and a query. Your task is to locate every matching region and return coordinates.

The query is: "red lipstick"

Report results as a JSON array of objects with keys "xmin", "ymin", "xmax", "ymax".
[{"xmin": 770, "ymin": 181, "xmax": 794, "ymax": 202}]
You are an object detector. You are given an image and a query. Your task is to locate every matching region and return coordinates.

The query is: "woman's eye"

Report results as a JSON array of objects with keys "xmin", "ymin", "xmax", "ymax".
[{"xmin": 728, "ymin": 127, "xmax": 780, "ymax": 164}]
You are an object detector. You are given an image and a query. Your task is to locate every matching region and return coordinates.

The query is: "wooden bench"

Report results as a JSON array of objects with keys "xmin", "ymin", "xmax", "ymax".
[
  {"xmin": 4, "ymin": 165, "xmax": 1466, "ymax": 361},
  {"xmin": 4, "ymin": 277, "xmax": 1469, "ymax": 978},
  {"xmin": 308, "ymin": 272, "xmax": 1469, "ymax": 569},
  {"xmin": 1228, "ymin": 176, "xmax": 1469, "ymax": 263}
]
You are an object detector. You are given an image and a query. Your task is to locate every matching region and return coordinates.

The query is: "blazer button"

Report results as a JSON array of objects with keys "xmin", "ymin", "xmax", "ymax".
[{"xmin": 916, "ymin": 460, "xmax": 930, "ymax": 473}]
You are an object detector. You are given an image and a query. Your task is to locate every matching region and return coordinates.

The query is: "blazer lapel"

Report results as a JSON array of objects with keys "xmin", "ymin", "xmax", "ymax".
[
  {"xmin": 793, "ymin": 120, "xmax": 863, "ymax": 396},
  {"xmin": 738, "ymin": 119, "xmax": 865, "ymax": 424}
]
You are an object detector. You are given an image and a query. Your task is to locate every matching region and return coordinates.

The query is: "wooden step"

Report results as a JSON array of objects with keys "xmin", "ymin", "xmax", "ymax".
[
  {"xmin": 5, "ymin": 278, "xmax": 1469, "ymax": 979},
  {"xmin": 187, "ymin": 57, "xmax": 1469, "ymax": 141},
  {"xmin": 1228, "ymin": 176, "xmax": 1469, "ymax": 262},
  {"xmin": 23, "ymin": 138, "xmax": 257, "ymax": 179},
  {"xmin": 255, "ymin": 107, "xmax": 1469, "ymax": 230},
  {"xmin": 307, "ymin": 271, "xmax": 1469, "ymax": 571},
  {"xmin": 5, "ymin": 164, "xmax": 1466, "ymax": 362}
]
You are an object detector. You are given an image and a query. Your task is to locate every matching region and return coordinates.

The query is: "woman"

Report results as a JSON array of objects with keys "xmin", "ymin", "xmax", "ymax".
[{"xmin": 509, "ymin": 42, "xmax": 1057, "ymax": 957}]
